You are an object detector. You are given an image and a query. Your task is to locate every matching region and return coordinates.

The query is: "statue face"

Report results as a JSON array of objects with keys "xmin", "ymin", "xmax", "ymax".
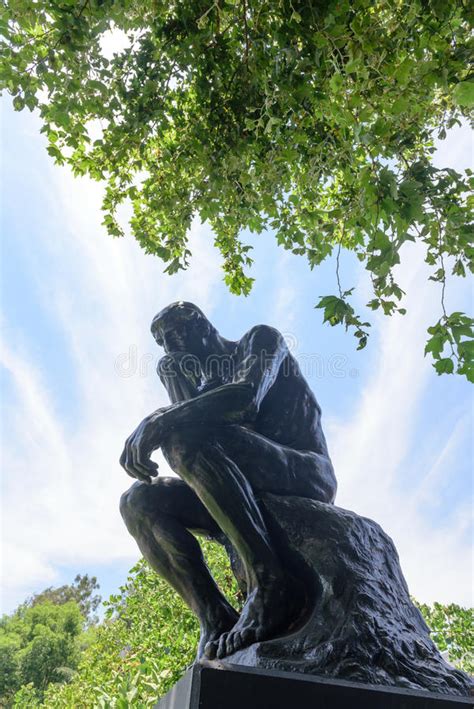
[{"xmin": 152, "ymin": 304, "xmax": 210, "ymax": 355}]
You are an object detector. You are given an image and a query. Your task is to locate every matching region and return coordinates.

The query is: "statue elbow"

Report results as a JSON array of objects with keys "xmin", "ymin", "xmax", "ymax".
[{"xmin": 325, "ymin": 460, "xmax": 337, "ymax": 503}]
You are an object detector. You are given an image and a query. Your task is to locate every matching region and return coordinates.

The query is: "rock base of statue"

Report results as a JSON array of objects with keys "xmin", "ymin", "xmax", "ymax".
[
  {"xmin": 221, "ymin": 495, "xmax": 472, "ymax": 697},
  {"xmin": 155, "ymin": 662, "xmax": 473, "ymax": 709}
]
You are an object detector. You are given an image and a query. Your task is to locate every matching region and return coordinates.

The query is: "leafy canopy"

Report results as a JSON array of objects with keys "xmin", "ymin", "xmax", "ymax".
[
  {"xmin": 25, "ymin": 573, "xmax": 101, "ymax": 627},
  {"xmin": 1, "ymin": 0, "xmax": 473, "ymax": 378},
  {"xmin": 0, "ymin": 599, "xmax": 84, "ymax": 701},
  {"xmin": 37, "ymin": 550, "xmax": 474, "ymax": 706},
  {"xmin": 0, "ymin": 549, "xmax": 472, "ymax": 706},
  {"xmin": 40, "ymin": 542, "xmax": 242, "ymax": 707},
  {"xmin": 414, "ymin": 600, "xmax": 474, "ymax": 675},
  {"xmin": 0, "ymin": 575, "xmax": 101, "ymax": 704}
]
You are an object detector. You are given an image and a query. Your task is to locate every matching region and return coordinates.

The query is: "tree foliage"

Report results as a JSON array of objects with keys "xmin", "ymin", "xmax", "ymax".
[
  {"xmin": 1, "ymin": 0, "xmax": 473, "ymax": 378},
  {"xmin": 0, "ymin": 600, "xmax": 84, "ymax": 703},
  {"xmin": 1, "ymin": 548, "xmax": 472, "ymax": 706},
  {"xmin": 40, "ymin": 541, "xmax": 241, "ymax": 707},
  {"xmin": 0, "ymin": 575, "xmax": 100, "ymax": 704},
  {"xmin": 414, "ymin": 600, "xmax": 474, "ymax": 675},
  {"xmin": 25, "ymin": 573, "xmax": 101, "ymax": 626}
]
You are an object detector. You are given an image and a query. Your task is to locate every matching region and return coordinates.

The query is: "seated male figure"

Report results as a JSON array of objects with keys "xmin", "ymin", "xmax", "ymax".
[{"xmin": 120, "ymin": 301, "xmax": 336, "ymax": 659}]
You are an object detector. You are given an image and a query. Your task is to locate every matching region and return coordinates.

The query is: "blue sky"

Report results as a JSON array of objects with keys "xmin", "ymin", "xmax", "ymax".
[{"xmin": 1, "ymin": 99, "xmax": 472, "ymax": 615}]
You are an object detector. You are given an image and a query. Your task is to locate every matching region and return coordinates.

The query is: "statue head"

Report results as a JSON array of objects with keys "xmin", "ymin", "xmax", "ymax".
[{"xmin": 150, "ymin": 301, "xmax": 217, "ymax": 355}]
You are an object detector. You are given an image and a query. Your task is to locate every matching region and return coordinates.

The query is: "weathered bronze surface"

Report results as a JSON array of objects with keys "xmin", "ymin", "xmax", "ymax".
[{"xmin": 120, "ymin": 302, "xmax": 472, "ymax": 696}]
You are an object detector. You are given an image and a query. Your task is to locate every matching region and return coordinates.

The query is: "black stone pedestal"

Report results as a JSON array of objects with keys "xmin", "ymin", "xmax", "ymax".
[{"xmin": 155, "ymin": 662, "xmax": 472, "ymax": 709}]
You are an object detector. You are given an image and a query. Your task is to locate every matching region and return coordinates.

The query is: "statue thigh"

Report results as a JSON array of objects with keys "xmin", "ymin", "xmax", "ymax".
[{"xmin": 161, "ymin": 424, "xmax": 328, "ymax": 501}]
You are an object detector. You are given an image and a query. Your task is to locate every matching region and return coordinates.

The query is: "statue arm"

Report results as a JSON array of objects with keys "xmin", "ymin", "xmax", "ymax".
[
  {"xmin": 157, "ymin": 353, "xmax": 201, "ymax": 404},
  {"xmin": 159, "ymin": 325, "xmax": 288, "ymax": 429},
  {"xmin": 120, "ymin": 326, "xmax": 288, "ymax": 481}
]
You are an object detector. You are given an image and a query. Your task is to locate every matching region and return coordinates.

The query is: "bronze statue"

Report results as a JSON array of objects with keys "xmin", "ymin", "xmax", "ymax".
[
  {"xmin": 119, "ymin": 302, "xmax": 473, "ymax": 698},
  {"xmin": 119, "ymin": 301, "xmax": 336, "ymax": 660}
]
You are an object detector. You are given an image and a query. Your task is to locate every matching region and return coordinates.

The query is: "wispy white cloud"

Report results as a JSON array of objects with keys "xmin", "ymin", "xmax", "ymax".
[
  {"xmin": 1, "ymin": 122, "xmax": 223, "ymax": 611},
  {"xmin": 327, "ymin": 242, "xmax": 472, "ymax": 605},
  {"xmin": 406, "ymin": 415, "xmax": 470, "ymax": 512},
  {"xmin": 432, "ymin": 121, "xmax": 473, "ymax": 172},
  {"xmin": 1, "ymin": 107, "xmax": 472, "ymax": 616},
  {"xmin": 271, "ymin": 251, "xmax": 299, "ymax": 331}
]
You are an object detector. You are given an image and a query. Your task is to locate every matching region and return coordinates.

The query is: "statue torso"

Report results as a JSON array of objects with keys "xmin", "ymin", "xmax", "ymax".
[{"xmin": 224, "ymin": 327, "xmax": 329, "ymax": 455}]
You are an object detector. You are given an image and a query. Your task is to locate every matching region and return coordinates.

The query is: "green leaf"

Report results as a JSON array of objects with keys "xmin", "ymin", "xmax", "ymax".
[
  {"xmin": 452, "ymin": 260, "xmax": 466, "ymax": 277},
  {"xmin": 12, "ymin": 95, "xmax": 24, "ymax": 111},
  {"xmin": 329, "ymin": 73, "xmax": 344, "ymax": 92},
  {"xmin": 434, "ymin": 358, "xmax": 454, "ymax": 375},
  {"xmin": 453, "ymin": 81, "xmax": 474, "ymax": 108},
  {"xmin": 392, "ymin": 96, "xmax": 409, "ymax": 115},
  {"xmin": 345, "ymin": 58, "xmax": 361, "ymax": 75},
  {"xmin": 457, "ymin": 361, "xmax": 474, "ymax": 383},
  {"xmin": 425, "ymin": 334, "xmax": 445, "ymax": 358},
  {"xmin": 457, "ymin": 340, "xmax": 474, "ymax": 360}
]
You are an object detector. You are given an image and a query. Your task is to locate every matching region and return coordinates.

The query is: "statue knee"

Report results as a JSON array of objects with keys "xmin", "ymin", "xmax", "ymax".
[
  {"xmin": 119, "ymin": 481, "xmax": 150, "ymax": 535},
  {"xmin": 318, "ymin": 459, "xmax": 337, "ymax": 504},
  {"xmin": 326, "ymin": 461, "xmax": 337, "ymax": 503}
]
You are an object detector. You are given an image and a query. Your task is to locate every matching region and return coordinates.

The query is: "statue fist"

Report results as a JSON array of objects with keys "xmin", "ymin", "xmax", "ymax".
[{"xmin": 120, "ymin": 414, "xmax": 162, "ymax": 483}]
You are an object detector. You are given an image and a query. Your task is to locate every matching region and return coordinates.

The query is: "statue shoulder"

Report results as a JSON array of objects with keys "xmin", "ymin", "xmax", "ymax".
[{"xmin": 239, "ymin": 324, "xmax": 286, "ymax": 350}]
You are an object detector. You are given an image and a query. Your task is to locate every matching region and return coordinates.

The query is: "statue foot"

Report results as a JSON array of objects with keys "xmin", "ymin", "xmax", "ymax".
[
  {"xmin": 197, "ymin": 605, "xmax": 240, "ymax": 660},
  {"xmin": 204, "ymin": 574, "xmax": 299, "ymax": 660}
]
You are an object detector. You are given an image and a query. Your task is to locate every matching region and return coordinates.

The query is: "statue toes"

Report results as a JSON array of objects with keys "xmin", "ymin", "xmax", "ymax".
[
  {"xmin": 216, "ymin": 632, "xmax": 229, "ymax": 659},
  {"xmin": 239, "ymin": 627, "xmax": 255, "ymax": 648},
  {"xmin": 204, "ymin": 640, "xmax": 218, "ymax": 660},
  {"xmin": 225, "ymin": 632, "xmax": 236, "ymax": 656},
  {"xmin": 226, "ymin": 627, "xmax": 256, "ymax": 656}
]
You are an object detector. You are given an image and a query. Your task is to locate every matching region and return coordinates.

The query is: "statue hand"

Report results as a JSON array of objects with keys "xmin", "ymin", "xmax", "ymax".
[{"xmin": 120, "ymin": 413, "xmax": 164, "ymax": 483}]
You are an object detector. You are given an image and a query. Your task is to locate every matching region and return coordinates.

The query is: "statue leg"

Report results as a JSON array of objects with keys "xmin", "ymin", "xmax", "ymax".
[
  {"xmin": 120, "ymin": 477, "xmax": 239, "ymax": 658},
  {"xmin": 162, "ymin": 428, "xmax": 311, "ymax": 659}
]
